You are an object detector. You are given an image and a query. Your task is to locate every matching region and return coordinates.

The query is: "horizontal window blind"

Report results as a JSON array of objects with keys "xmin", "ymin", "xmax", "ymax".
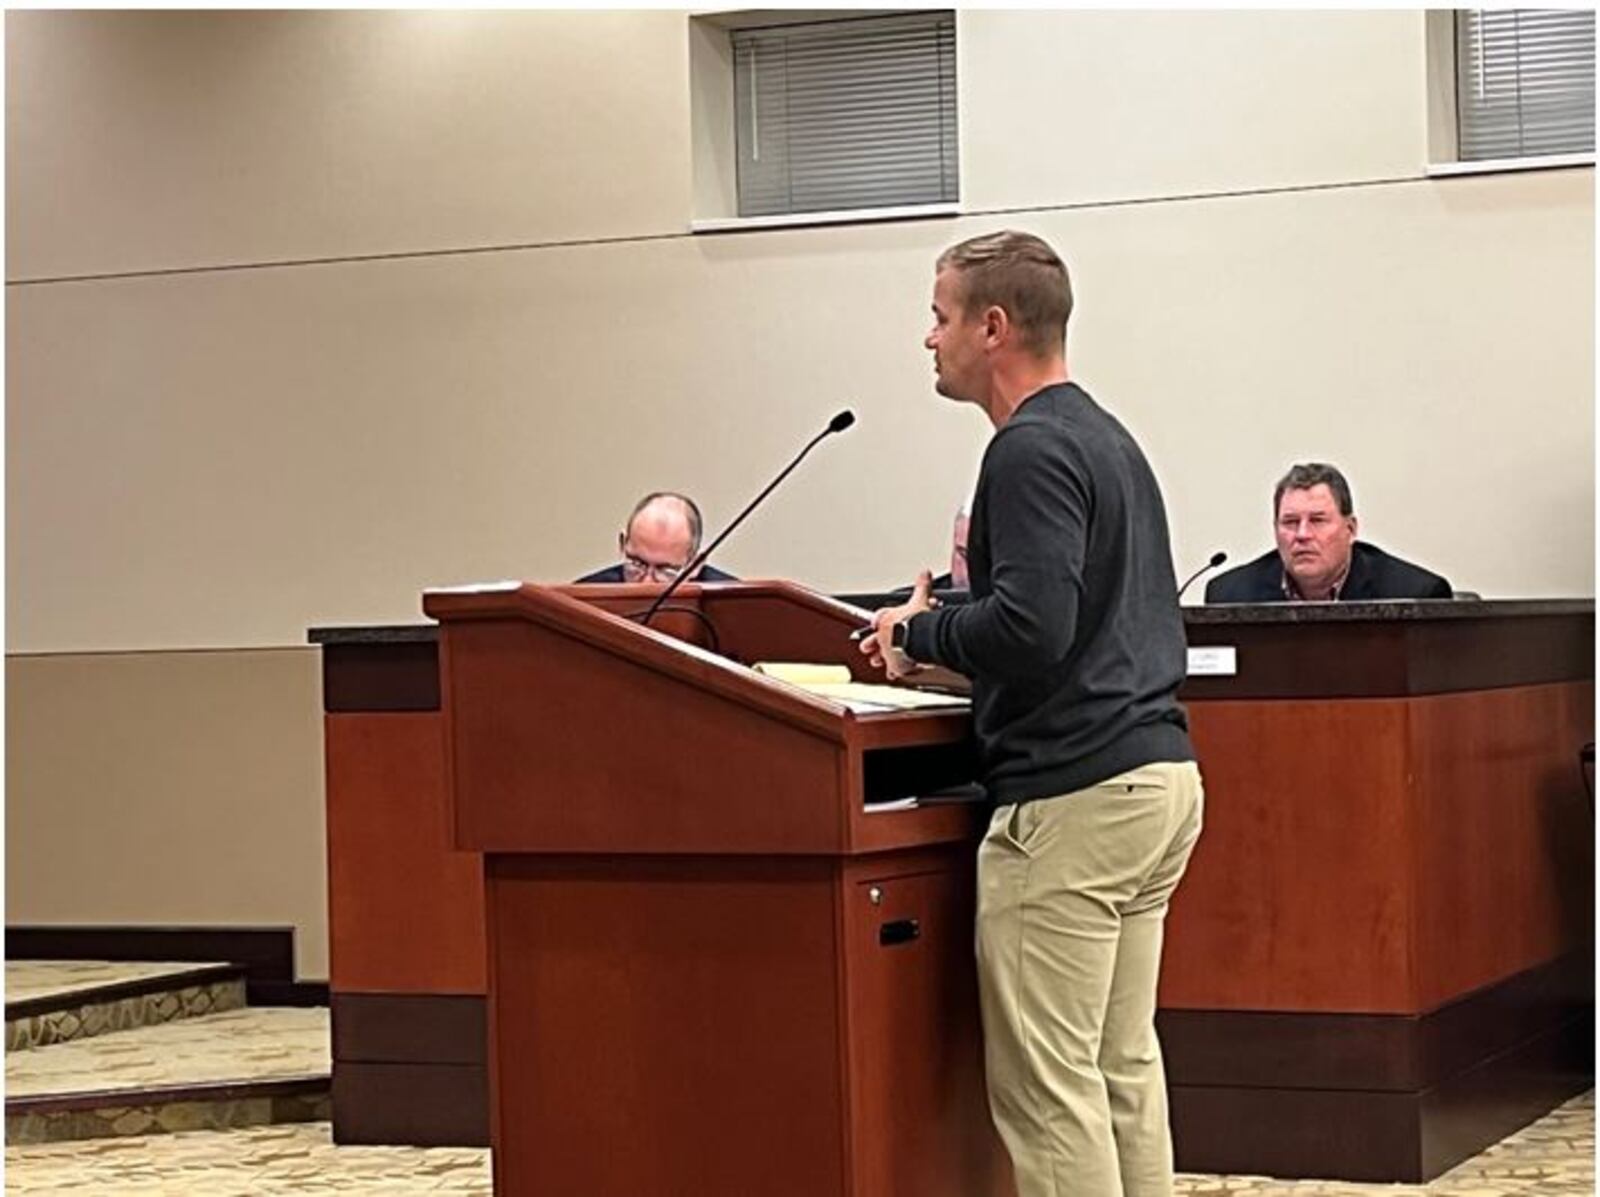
[
  {"xmin": 733, "ymin": 12, "xmax": 958, "ymax": 218},
  {"xmin": 1456, "ymin": 9, "xmax": 1595, "ymax": 160}
]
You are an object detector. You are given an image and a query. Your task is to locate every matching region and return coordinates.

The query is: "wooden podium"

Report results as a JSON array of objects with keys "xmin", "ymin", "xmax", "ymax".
[{"xmin": 420, "ymin": 580, "xmax": 1011, "ymax": 1197}]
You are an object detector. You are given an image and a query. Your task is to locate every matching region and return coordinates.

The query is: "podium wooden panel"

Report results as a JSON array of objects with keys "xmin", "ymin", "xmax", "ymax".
[{"xmin": 423, "ymin": 581, "xmax": 1007, "ymax": 1197}]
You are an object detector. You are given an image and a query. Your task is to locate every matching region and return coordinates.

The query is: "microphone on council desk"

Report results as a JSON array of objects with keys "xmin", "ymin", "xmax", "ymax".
[
  {"xmin": 1176, "ymin": 551, "xmax": 1228, "ymax": 601},
  {"xmin": 639, "ymin": 409, "xmax": 858, "ymax": 628}
]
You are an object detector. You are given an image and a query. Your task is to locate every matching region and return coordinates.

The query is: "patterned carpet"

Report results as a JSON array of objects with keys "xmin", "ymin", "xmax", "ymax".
[
  {"xmin": 4, "ymin": 966, "xmax": 1591, "ymax": 1194},
  {"xmin": 5, "ymin": 1091, "xmax": 1592, "ymax": 1194}
]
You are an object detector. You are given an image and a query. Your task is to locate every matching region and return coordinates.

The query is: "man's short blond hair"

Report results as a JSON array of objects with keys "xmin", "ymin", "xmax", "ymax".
[{"xmin": 936, "ymin": 230, "xmax": 1073, "ymax": 358}]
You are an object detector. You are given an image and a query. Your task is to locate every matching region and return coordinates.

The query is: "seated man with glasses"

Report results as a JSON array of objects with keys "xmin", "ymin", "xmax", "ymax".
[{"xmin": 575, "ymin": 491, "xmax": 739, "ymax": 584}]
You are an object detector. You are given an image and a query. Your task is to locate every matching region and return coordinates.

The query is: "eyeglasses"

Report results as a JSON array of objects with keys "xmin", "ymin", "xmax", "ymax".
[
  {"xmin": 622, "ymin": 554, "xmax": 685, "ymax": 583},
  {"xmin": 619, "ymin": 535, "xmax": 687, "ymax": 583}
]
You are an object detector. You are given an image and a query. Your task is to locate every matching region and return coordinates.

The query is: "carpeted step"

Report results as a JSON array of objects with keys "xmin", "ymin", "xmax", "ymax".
[
  {"xmin": 7, "ymin": 960, "xmax": 247, "ymax": 1051},
  {"xmin": 6, "ymin": 1006, "xmax": 330, "ymax": 1144}
]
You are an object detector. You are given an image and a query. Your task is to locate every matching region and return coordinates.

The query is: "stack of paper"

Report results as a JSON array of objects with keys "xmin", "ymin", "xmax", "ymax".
[{"xmin": 752, "ymin": 662, "xmax": 969, "ymax": 713}]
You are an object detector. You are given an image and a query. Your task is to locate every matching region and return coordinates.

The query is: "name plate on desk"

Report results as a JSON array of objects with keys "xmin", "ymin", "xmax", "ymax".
[{"xmin": 1187, "ymin": 646, "xmax": 1237, "ymax": 676}]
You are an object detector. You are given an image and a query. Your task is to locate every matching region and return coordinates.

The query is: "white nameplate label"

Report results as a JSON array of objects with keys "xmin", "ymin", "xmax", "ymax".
[{"xmin": 1187, "ymin": 646, "xmax": 1237, "ymax": 676}]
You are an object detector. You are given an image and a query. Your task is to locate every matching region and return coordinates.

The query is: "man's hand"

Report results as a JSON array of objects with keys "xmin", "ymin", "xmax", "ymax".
[{"xmin": 858, "ymin": 570, "xmax": 934, "ymax": 681}]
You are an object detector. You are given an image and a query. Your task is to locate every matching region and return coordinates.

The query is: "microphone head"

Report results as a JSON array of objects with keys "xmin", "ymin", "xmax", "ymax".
[
  {"xmin": 1208, "ymin": 551, "xmax": 1228, "ymax": 567},
  {"xmin": 828, "ymin": 410, "xmax": 856, "ymax": 434}
]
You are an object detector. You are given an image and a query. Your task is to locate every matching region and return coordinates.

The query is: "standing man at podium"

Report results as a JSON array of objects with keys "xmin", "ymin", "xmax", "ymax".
[{"xmin": 861, "ymin": 230, "xmax": 1203, "ymax": 1197}]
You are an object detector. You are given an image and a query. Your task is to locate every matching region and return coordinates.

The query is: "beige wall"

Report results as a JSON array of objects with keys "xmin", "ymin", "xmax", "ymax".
[
  {"xmin": 7, "ymin": 172, "xmax": 1594, "ymax": 654},
  {"xmin": 5, "ymin": 650, "xmax": 328, "ymax": 978},
  {"xmin": 7, "ymin": 11, "xmax": 1593, "ymax": 976},
  {"xmin": 961, "ymin": 10, "xmax": 1426, "ymax": 207},
  {"xmin": 5, "ymin": 10, "xmax": 694, "ymax": 278}
]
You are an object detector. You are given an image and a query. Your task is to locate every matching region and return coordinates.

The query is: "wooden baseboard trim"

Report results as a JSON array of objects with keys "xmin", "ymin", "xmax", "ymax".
[
  {"xmin": 329, "ymin": 992, "xmax": 488, "ymax": 1147},
  {"xmin": 1170, "ymin": 1009, "xmax": 1594, "ymax": 1182},
  {"xmin": 332, "ymin": 992, "xmax": 485, "ymax": 1065},
  {"xmin": 332, "ymin": 1061, "xmax": 488, "ymax": 1147},
  {"xmin": 1160, "ymin": 948, "xmax": 1594, "ymax": 1092}
]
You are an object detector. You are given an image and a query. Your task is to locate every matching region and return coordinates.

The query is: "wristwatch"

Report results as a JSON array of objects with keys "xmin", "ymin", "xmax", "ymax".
[{"xmin": 891, "ymin": 619, "xmax": 911, "ymax": 654}]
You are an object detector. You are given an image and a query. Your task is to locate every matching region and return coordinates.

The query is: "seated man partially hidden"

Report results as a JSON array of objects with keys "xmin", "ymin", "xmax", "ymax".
[
  {"xmin": 575, "ymin": 491, "xmax": 738, "ymax": 584},
  {"xmin": 928, "ymin": 501, "xmax": 971, "ymax": 590},
  {"xmin": 1205, "ymin": 463, "xmax": 1452, "ymax": 603}
]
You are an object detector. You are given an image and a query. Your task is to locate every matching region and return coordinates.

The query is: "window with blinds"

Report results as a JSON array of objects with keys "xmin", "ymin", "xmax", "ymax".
[
  {"xmin": 1455, "ymin": 9, "xmax": 1595, "ymax": 161},
  {"xmin": 732, "ymin": 12, "xmax": 958, "ymax": 218}
]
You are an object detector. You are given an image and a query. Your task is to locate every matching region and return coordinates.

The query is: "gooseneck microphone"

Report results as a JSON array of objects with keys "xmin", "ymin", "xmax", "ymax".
[
  {"xmin": 639, "ymin": 410, "xmax": 857, "ymax": 627},
  {"xmin": 1176, "ymin": 551, "xmax": 1228, "ymax": 601}
]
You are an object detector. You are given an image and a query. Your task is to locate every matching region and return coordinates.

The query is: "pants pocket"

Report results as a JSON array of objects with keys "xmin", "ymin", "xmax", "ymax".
[
  {"xmin": 1007, "ymin": 799, "xmax": 1044, "ymax": 854},
  {"xmin": 988, "ymin": 802, "xmax": 1036, "ymax": 857}
]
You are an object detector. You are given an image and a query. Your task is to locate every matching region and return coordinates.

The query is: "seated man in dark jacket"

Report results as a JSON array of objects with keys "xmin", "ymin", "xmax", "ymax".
[
  {"xmin": 926, "ymin": 501, "xmax": 971, "ymax": 590},
  {"xmin": 1206, "ymin": 463, "xmax": 1452, "ymax": 603},
  {"xmin": 576, "ymin": 491, "xmax": 737, "ymax": 584}
]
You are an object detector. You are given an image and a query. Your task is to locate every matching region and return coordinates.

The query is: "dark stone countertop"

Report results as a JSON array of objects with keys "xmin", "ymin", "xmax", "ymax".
[
  {"xmin": 308, "ymin": 624, "xmax": 438, "ymax": 645},
  {"xmin": 1183, "ymin": 597, "xmax": 1593, "ymax": 625}
]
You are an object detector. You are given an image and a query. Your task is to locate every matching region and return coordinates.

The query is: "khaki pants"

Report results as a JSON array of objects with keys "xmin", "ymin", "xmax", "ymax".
[{"xmin": 976, "ymin": 761, "xmax": 1204, "ymax": 1197}]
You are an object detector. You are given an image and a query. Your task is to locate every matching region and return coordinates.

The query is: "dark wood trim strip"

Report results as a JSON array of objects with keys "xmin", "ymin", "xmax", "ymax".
[
  {"xmin": 1169, "ymin": 1011, "xmax": 1594, "ymax": 1183},
  {"xmin": 1421, "ymin": 946, "xmax": 1594, "ymax": 1084},
  {"xmin": 1160, "ymin": 1008, "xmax": 1420, "ymax": 1091},
  {"xmin": 1171, "ymin": 1083, "xmax": 1422, "ymax": 1183},
  {"xmin": 331, "ymin": 1061, "xmax": 488, "ymax": 1147},
  {"xmin": 1159, "ymin": 949, "xmax": 1594, "ymax": 1091},
  {"xmin": 1420, "ymin": 1012, "xmax": 1594, "ymax": 1178},
  {"xmin": 321, "ymin": 642, "xmax": 440, "ymax": 712},
  {"xmin": 331, "ymin": 993, "xmax": 485, "ymax": 1065},
  {"xmin": 5, "ymin": 926, "xmax": 297, "ymax": 987},
  {"xmin": 1181, "ymin": 613, "xmax": 1593, "ymax": 699},
  {"xmin": 5, "ymin": 964, "xmax": 241, "ymax": 1020},
  {"xmin": 7, "ymin": 1076, "xmax": 327, "ymax": 1116},
  {"xmin": 250, "ymin": 980, "xmax": 331, "ymax": 1008}
]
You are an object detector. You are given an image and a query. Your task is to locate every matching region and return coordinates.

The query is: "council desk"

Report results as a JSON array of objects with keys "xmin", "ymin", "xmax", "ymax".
[{"xmin": 310, "ymin": 590, "xmax": 1592, "ymax": 1190}]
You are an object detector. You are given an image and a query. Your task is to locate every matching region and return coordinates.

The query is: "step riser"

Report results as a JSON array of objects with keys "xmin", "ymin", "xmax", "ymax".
[
  {"xmin": 7, "ymin": 1090, "xmax": 331, "ymax": 1145},
  {"xmin": 7, "ymin": 979, "xmax": 248, "ymax": 1052}
]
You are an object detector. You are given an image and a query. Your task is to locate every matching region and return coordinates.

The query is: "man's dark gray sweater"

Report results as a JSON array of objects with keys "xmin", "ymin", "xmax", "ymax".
[{"xmin": 903, "ymin": 382, "xmax": 1194, "ymax": 806}]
